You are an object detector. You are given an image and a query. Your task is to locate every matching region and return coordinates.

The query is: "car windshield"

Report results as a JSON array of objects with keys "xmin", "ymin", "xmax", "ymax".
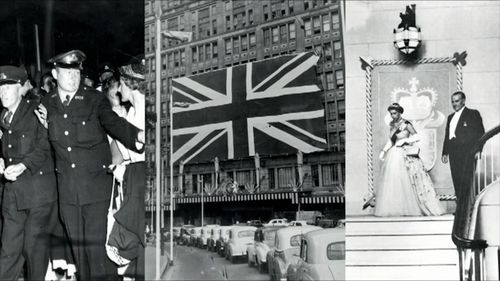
[
  {"xmin": 290, "ymin": 234, "xmax": 302, "ymax": 247},
  {"xmin": 263, "ymin": 230, "xmax": 277, "ymax": 245},
  {"xmin": 238, "ymin": 230, "xmax": 255, "ymax": 238}
]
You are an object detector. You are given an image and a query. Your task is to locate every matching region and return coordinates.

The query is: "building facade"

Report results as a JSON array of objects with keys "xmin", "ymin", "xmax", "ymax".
[{"xmin": 144, "ymin": 0, "xmax": 345, "ymax": 226}]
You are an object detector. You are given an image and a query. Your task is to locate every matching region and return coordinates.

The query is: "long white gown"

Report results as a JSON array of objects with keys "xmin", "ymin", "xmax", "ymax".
[{"xmin": 374, "ymin": 120, "xmax": 444, "ymax": 217}]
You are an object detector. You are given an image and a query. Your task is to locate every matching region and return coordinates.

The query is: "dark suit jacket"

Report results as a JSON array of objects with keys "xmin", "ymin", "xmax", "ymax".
[
  {"xmin": 0, "ymin": 98, "xmax": 57, "ymax": 210},
  {"xmin": 42, "ymin": 85, "xmax": 141, "ymax": 205},
  {"xmin": 442, "ymin": 107, "xmax": 485, "ymax": 156}
]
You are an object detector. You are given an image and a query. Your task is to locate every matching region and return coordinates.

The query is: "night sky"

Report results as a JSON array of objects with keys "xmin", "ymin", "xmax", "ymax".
[{"xmin": 0, "ymin": 0, "xmax": 144, "ymax": 82}]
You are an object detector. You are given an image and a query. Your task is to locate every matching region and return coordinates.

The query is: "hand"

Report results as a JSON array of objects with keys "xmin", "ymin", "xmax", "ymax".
[
  {"xmin": 379, "ymin": 151, "xmax": 385, "ymax": 161},
  {"xmin": 34, "ymin": 104, "xmax": 48, "ymax": 129},
  {"xmin": 0, "ymin": 158, "xmax": 5, "ymax": 174},
  {"xmin": 442, "ymin": 155, "xmax": 449, "ymax": 164},
  {"xmin": 137, "ymin": 130, "xmax": 145, "ymax": 144},
  {"xmin": 4, "ymin": 163, "xmax": 27, "ymax": 181}
]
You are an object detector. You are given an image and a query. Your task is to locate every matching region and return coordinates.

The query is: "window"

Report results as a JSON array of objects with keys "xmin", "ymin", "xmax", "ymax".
[
  {"xmin": 192, "ymin": 46, "xmax": 198, "ymax": 63},
  {"xmin": 272, "ymin": 27, "xmax": 279, "ymax": 43},
  {"xmin": 288, "ymin": 23, "xmax": 296, "ymax": 40},
  {"xmin": 248, "ymin": 9, "xmax": 254, "ymax": 25},
  {"xmin": 327, "ymin": 102, "xmax": 336, "ymax": 120},
  {"xmin": 226, "ymin": 16, "xmax": 231, "ymax": 31},
  {"xmin": 179, "ymin": 15, "xmax": 185, "ymax": 30},
  {"xmin": 289, "ymin": 1, "xmax": 294, "ymax": 14},
  {"xmin": 313, "ymin": 16, "xmax": 321, "ymax": 34},
  {"xmin": 280, "ymin": 25, "xmax": 287, "ymax": 42},
  {"xmin": 151, "ymin": 58, "xmax": 155, "ymax": 71},
  {"xmin": 249, "ymin": 32, "xmax": 256, "ymax": 48},
  {"xmin": 173, "ymin": 52, "xmax": 179, "ymax": 68},
  {"xmin": 199, "ymin": 21, "xmax": 210, "ymax": 38},
  {"xmin": 191, "ymin": 25, "xmax": 196, "ymax": 40},
  {"xmin": 164, "ymin": 54, "xmax": 169, "ymax": 69},
  {"xmin": 201, "ymin": 173, "xmax": 212, "ymax": 192},
  {"xmin": 206, "ymin": 44, "xmax": 212, "ymax": 60},
  {"xmin": 300, "ymin": 240, "xmax": 308, "ymax": 261},
  {"xmin": 324, "ymin": 42, "xmax": 332, "ymax": 59},
  {"xmin": 213, "ymin": 42, "xmax": 218, "ymax": 58},
  {"xmin": 241, "ymin": 35, "xmax": 247, "ymax": 51},
  {"xmin": 277, "ymin": 167, "xmax": 294, "ymax": 188},
  {"xmin": 192, "ymin": 174, "xmax": 198, "ymax": 193},
  {"xmin": 333, "ymin": 41, "xmax": 342, "ymax": 58},
  {"xmin": 311, "ymin": 164, "xmax": 319, "ymax": 186},
  {"xmin": 322, "ymin": 14, "xmax": 330, "ymax": 32},
  {"xmin": 238, "ymin": 230, "xmax": 255, "ymax": 238},
  {"xmin": 199, "ymin": 44, "xmax": 205, "ymax": 62},
  {"xmin": 268, "ymin": 168, "xmax": 275, "ymax": 189},
  {"xmin": 327, "ymin": 242, "xmax": 345, "ymax": 260},
  {"xmin": 321, "ymin": 164, "xmax": 338, "ymax": 186},
  {"xmin": 304, "ymin": 19, "xmax": 312, "ymax": 36},
  {"xmin": 180, "ymin": 50, "xmax": 186, "ymax": 66},
  {"xmin": 264, "ymin": 29, "xmax": 271, "ymax": 46},
  {"xmin": 326, "ymin": 71, "xmax": 334, "ymax": 89},
  {"xmin": 225, "ymin": 38, "xmax": 232, "ymax": 55},
  {"xmin": 199, "ymin": 7, "xmax": 209, "ymax": 20},
  {"xmin": 235, "ymin": 170, "xmax": 254, "ymax": 187},
  {"xmin": 335, "ymin": 70, "xmax": 344, "ymax": 88},
  {"xmin": 332, "ymin": 12, "xmax": 340, "ymax": 29},
  {"xmin": 212, "ymin": 19, "xmax": 217, "ymax": 35},
  {"xmin": 225, "ymin": 1, "xmax": 231, "ymax": 11},
  {"xmin": 233, "ymin": 37, "xmax": 239, "ymax": 54},
  {"xmin": 290, "ymin": 234, "xmax": 301, "ymax": 247},
  {"xmin": 263, "ymin": 5, "xmax": 269, "ymax": 21}
]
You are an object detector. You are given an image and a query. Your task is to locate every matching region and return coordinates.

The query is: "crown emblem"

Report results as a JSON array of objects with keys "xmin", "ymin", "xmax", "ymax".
[{"xmin": 391, "ymin": 77, "xmax": 437, "ymax": 121}]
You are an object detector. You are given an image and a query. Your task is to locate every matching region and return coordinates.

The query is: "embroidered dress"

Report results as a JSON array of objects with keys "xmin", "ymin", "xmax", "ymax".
[{"xmin": 374, "ymin": 120, "xmax": 444, "ymax": 217}]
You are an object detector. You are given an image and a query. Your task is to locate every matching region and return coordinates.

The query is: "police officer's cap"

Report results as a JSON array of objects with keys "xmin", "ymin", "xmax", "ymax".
[
  {"xmin": 48, "ymin": 50, "xmax": 86, "ymax": 69},
  {"xmin": 0, "ymin": 65, "xmax": 28, "ymax": 86}
]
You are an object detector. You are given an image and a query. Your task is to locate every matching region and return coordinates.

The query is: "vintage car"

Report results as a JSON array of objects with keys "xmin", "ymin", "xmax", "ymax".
[
  {"xmin": 179, "ymin": 225, "xmax": 194, "ymax": 245},
  {"xmin": 188, "ymin": 227, "xmax": 202, "ymax": 246},
  {"xmin": 247, "ymin": 226, "xmax": 286, "ymax": 273},
  {"xmin": 265, "ymin": 218, "xmax": 289, "ymax": 227},
  {"xmin": 216, "ymin": 226, "xmax": 232, "ymax": 256},
  {"xmin": 207, "ymin": 226, "xmax": 221, "ymax": 251},
  {"xmin": 225, "ymin": 226, "xmax": 257, "ymax": 263},
  {"xmin": 198, "ymin": 224, "xmax": 219, "ymax": 249},
  {"xmin": 267, "ymin": 226, "xmax": 322, "ymax": 281},
  {"xmin": 247, "ymin": 220, "xmax": 264, "ymax": 227},
  {"xmin": 286, "ymin": 228, "xmax": 345, "ymax": 281},
  {"xmin": 288, "ymin": 220, "xmax": 308, "ymax": 226}
]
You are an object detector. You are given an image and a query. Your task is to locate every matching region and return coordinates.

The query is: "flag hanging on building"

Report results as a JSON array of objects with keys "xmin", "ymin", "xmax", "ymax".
[{"xmin": 172, "ymin": 52, "xmax": 326, "ymax": 164}]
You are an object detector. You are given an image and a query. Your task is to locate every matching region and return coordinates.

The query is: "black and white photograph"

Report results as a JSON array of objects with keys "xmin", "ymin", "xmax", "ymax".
[
  {"xmin": 344, "ymin": 1, "xmax": 499, "ymax": 280},
  {"xmin": 0, "ymin": 1, "xmax": 145, "ymax": 280},
  {"xmin": 144, "ymin": 0, "xmax": 345, "ymax": 280}
]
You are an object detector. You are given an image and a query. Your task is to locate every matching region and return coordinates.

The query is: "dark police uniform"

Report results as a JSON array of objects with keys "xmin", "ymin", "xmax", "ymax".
[
  {"xmin": 42, "ymin": 50, "xmax": 142, "ymax": 280},
  {"xmin": 0, "ymin": 96, "xmax": 57, "ymax": 280}
]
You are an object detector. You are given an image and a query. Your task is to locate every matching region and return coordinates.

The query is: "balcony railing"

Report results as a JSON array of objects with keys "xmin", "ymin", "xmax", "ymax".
[{"xmin": 452, "ymin": 125, "xmax": 500, "ymax": 281}]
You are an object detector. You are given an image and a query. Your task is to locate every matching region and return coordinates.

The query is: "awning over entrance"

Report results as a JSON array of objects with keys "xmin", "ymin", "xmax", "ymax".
[{"xmin": 171, "ymin": 192, "xmax": 344, "ymax": 205}]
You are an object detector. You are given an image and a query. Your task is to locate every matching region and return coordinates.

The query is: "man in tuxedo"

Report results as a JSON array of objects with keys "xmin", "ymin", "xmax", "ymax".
[{"xmin": 442, "ymin": 91, "xmax": 484, "ymax": 197}]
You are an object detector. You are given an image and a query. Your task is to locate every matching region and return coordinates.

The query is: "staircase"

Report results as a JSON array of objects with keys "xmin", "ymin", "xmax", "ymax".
[{"xmin": 346, "ymin": 215, "xmax": 459, "ymax": 280}]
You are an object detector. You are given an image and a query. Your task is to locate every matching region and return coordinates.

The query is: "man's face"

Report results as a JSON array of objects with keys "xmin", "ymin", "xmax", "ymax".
[
  {"xmin": 53, "ymin": 67, "xmax": 80, "ymax": 92},
  {"xmin": 451, "ymin": 94, "xmax": 465, "ymax": 112},
  {"xmin": 0, "ymin": 83, "xmax": 23, "ymax": 110}
]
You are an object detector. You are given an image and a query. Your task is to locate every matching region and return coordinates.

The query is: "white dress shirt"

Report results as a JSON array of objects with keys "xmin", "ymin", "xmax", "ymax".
[{"xmin": 449, "ymin": 106, "xmax": 465, "ymax": 139}]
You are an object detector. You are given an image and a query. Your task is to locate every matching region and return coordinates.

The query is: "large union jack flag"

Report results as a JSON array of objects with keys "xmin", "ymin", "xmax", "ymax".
[{"xmin": 172, "ymin": 52, "xmax": 326, "ymax": 164}]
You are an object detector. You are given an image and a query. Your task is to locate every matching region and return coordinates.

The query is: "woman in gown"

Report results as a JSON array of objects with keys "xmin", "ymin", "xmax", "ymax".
[{"xmin": 375, "ymin": 103, "xmax": 444, "ymax": 217}]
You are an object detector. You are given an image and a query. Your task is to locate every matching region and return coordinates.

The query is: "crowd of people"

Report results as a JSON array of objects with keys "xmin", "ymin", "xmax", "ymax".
[{"xmin": 0, "ymin": 49, "xmax": 146, "ymax": 280}]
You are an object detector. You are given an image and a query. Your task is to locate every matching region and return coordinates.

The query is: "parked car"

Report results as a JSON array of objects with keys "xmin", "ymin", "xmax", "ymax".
[
  {"xmin": 267, "ymin": 226, "xmax": 322, "ymax": 281},
  {"xmin": 247, "ymin": 226, "xmax": 286, "ymax": 273},
  {"xmin": 198, "ymin": 224, "xmax": 219, "ymax": 249},
  {"xmin": 207, "ymin": 226, "xmax": 221, "ymax": 251},
  {"xmin": 288, "ymin": 220, "xmax": 308, "ymax": 226},
  {"xmin": 179, "ymin": 225, "xmax": 194, "ymax": 245},
  {"xmin": 265, "ymin": 218, "xmax": 289, "ymax": 227},
  {"xmin": 188, "ymin": 227, "xmax": 202, "ymax": 246},
  {"xmin": 226, "ymin": 226, "xmax": 257, "ymax": 263},
  {"xmin": 247, "ymin": 220, "xmax": 263, "ymax": 227},
  {"xmin": 286, "ymin": 228, "xmax": 345, "ymax": 281},
  {"xmin": 216, "ymin": 226, "xmax": 232, "ymax": 256}
]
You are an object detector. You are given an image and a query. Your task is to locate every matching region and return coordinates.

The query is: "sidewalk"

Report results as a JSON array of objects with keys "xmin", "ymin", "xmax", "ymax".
[{"xmin": 145, "ymin": 243, "xmax": 170, "ymax": 280}]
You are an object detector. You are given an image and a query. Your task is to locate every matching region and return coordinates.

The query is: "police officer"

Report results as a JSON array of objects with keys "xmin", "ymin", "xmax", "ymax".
[
  {"xmin": 36, "ymin": 50, "xmax": 145, "ymax": 280},
  {"xmin": 0, "ymin": 65, "xmax": 57, "ymax": 280}
]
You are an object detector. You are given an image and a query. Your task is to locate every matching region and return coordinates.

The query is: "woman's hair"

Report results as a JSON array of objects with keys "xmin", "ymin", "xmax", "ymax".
[
  {"xmin": 387, "ymin": 102, "xmax": 404, "ymax": 114},
  {"xmin": 118, "ymin": 62, "xmax": 145, "ymax": 93},
  {"xmin": 120, "ymin": 75, "xmax": 146, "ymax": 93},
  {"xmin": 40, "ymin": 72, "xmax": 57, "ymax": 92}
]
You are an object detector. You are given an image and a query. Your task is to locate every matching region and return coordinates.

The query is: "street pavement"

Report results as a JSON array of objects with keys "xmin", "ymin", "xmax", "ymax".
[
  {"xmin": 145, "ymin": 243, "xmax": 170, "ymax": 280},
  {"xmin": 162, "ymin": 244, "xmax": 269, "ymax": 280}
]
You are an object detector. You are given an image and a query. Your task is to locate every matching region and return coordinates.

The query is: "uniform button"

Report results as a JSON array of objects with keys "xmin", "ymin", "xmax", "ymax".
[
  {"xmin": 8, "ymin": 158, "xmax": 12, "ymax": 162},
  {"xmin": 64, "ymin": 131, "xmax": 69, "ymax": 136},
  {"xmin": 82, "ymin": 121, "xmax": 86, "ymax": 125},
  {"xmin": 8, "ymin": 130, "xmax": 12, "ymax": 134},
  {"xmin": 71, "ymin": 163, "xmax": 76, "ymax": 168},
  {"xmin": 8, "ymin": 144, "xmax": 12, "ymax": 148},
  {"xmin": 39, "ymin": 171, "xmax": 43, "ymax": 175},
  {"xmin": 64, "ymin": 114, "xmax": 68, "ymax": 119},
  {"xmin": 22, "ymin": 134, "xmax": 25, "ymax": 138},
  {"xmin": 67, "ymin": 147, "xmax": 72, "ymax": 152},
  {"xmin": 102, "ymin": 165, "xmax": 106, "ymax": 168}
]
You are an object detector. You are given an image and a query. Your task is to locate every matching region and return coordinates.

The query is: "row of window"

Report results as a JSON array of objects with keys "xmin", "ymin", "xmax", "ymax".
[{"xmin": 224, "ymin": 33, "xmax": 257, "ymax": 55}]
